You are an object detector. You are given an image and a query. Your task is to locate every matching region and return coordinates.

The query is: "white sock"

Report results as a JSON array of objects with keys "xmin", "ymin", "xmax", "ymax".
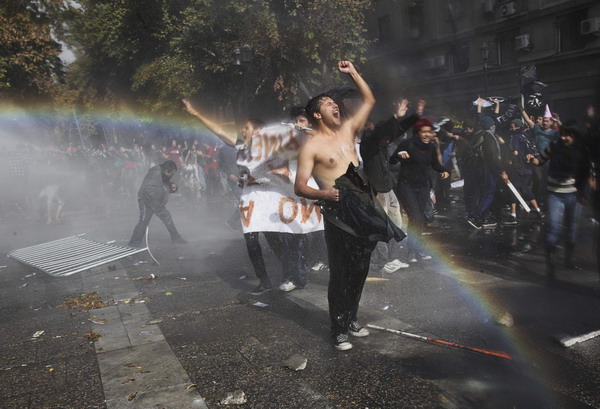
[
  {"xmin": 536, "ymin": 208, "xmax": 541, "ymax": 212},
  {"xmin": 511, "ymin": 213, "xmax": 516, "ymax": 218}
]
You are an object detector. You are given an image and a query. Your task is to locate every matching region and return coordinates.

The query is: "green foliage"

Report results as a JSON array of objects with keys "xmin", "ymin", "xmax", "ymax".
[
  {"xmin": 0, "ymin": 1, "xmax": 70, "ymax": 101},
  {"xmin": 66, "ymin": 0, "xmax": 374, "ymax": 115}
]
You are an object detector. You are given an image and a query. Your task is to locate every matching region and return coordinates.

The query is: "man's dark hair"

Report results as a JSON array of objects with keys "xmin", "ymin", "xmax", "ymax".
[
  {"xmin": 304, "ymin": 94, "xmax": 329, "ymax": 126},
  {"xmin": 160, "ymin": 160, "xmax": 177, "ymax": 173},
  {"xmin": 248, "ymin": 118, "xmax": 265, "ymax": 130},
  {"xmin": 560, "ymin": 119, "xmax": 583, "ymax": 141},
  {"xmin": 290, "ymin": 106, "xmax": 306, "ymax": 120}
]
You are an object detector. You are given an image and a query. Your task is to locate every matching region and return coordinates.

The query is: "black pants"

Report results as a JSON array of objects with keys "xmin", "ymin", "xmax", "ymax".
[
  {"xmin": 396, "ymin": 181, "xmax": 429, "ymax": 255},
  {"xmin": 244, "ymin": 232, "xmax": 307, "ymax": 288},
  {"xmin": 129, "ymin": 199, "xmax": 181, "ymax": 247},
  {"xmin": 324, "ymin": 219, "xmax": 376, "ymax": 337}
]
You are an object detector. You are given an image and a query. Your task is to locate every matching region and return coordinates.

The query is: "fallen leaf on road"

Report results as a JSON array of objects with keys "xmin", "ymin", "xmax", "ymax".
[
  {"xmin": 127, "ymin": 391, "xmax": 138, "ymax": 401},
  {"xmin": 84, "ymin": 332, "xmax": 102, "ymax": 342},
  {"xmin": 62, "ymin": 293, "xmax": 107, "ymax": 310},
  {"xmin": 121, "ymin": 378, "xmax": 135, "ymax": 384}
]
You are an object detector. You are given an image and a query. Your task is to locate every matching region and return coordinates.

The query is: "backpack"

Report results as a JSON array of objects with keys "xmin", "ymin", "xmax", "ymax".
[{"xmin": 461, "ymin": 132, "xmax": 485, "ymax": 169}]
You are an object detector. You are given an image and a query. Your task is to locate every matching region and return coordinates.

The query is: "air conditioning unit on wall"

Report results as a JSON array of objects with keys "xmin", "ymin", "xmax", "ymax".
[
  {"xmin": 515, "ymin": 33, "xmax": 530, "ymax": 50},
  {"xmin": 500, "ymin": 2, "xmax": 517, "ymax": 18},
  {"xmin": 581, "ymin": 18, "xmax": 600, "ymax": 35}
]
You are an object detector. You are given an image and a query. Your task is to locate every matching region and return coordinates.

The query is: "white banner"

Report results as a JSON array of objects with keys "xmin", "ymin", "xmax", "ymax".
[{"xmin": 236, "ymin": 123, "xmax": 324, "ymax": 234}]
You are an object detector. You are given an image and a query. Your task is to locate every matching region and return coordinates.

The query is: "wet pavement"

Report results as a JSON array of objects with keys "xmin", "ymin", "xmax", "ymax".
[{"xmin": 1, "ymin": 191, "xmax": 599, "ymax": 408}]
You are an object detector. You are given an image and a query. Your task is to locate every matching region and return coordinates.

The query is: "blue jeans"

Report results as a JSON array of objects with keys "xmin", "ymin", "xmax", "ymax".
[{"xmin": 545, "ymin": 191, "xmax": 579, "ymax": 248}]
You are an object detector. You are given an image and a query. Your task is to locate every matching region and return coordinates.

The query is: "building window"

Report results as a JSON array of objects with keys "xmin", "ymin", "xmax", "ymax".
[
  {"xmin": 496, "ymin": 30, "xmax": 519, "ymax": 65},
  {"xmin": 452, "ymin": 42, "xmax": 469, "ymax": 73},
  {"xmin": 408, "ymin": 1, "xmax": 424, "ymax": 39},
  {"xmin": 377, "ymin": 15, "xmax": 392, "ymax": 43},
  {"xmin": 557, "ymin": 9, "xmax": 588, "ymax": 53}
]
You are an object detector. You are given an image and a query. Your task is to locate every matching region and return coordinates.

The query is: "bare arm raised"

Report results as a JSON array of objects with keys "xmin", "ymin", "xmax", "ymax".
[
  {"xmin": 182, "ymin": 99, "xmax": 238, "ymax": 146},
  {"xmin": 338, "ymin": 61, "xmax": 375, "ymax": 136}
]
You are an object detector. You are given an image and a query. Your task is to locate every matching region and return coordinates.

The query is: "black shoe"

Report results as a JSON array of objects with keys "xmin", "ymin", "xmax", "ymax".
[
  {"xmin": 481, "ymin": 218, "xmax": 497, "ymax": 228},
  {"xmin": 332, "ymin": 333, "xmax": 353, "ymax": 351},
  {"xmin": 348, "ymin": 321, "xmax": 369, "ymax": 337},
  {"xmin": 172, "ymin": 237, "xmax": 188, "ymax": 244},
  {"xmin": 249, "ymin": 284, "xmax": 272, "ymax": 296},
  {"xmin": 467, "ymin": 217, "xmax": 482, "ymax": 229},
  {"xmin": 504, "ymin": 216, "xmax": 517, "ymax": 225},
  {"xmin": 535, "ymin": 210, "xmax": 545, "ymax": 220}
]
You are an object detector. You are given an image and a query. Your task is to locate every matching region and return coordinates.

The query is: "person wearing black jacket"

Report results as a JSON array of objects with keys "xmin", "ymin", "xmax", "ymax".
[
  {"xmin": 469, "ymin": 117, "xmax": 510, "ymax": 229},
  {"xmin": 391, "ymin": 118, "xmax": 449, "ymax": 262},
  {"xmin": 128, "ymin": 160, "xmax": 187, "ymax": 247},
  {"xmin": 532, "ymin": 120, "xmax": 585, "ymax": 276},
  {"xmin": 360, "ymin": 98, "xmax": 421, "ymax": 273}
]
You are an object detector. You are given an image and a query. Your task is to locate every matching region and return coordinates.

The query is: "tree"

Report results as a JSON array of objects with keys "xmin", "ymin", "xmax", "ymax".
[
  {"xmin": 0, "ymin": 0, "xmax": 71, "ymax": 101},
  {"xmin": 66, "ymin": 0, "xmax": 373, "ymax": 117}
]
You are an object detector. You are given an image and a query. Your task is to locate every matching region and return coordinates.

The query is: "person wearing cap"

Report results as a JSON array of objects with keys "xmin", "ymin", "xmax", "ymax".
[
  {"xmin": 504, "ymin": 118, "xmax": 544, "ymax": 224},
  {"xmin": 128, "ymin": 160, "xmax": 187, "ymax": 247},
  {"xmin": 390, "ymin": 118, "xmax": 449, "ymax": 261},
  {"xmin": 467, "ymin": 116, "xmax": 509, "ymax": 229}
]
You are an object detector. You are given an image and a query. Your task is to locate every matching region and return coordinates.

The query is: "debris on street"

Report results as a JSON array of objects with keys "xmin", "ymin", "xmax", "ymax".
[
  {"xmin": 127, "ymin": 391, "xmax": 138, "ymax": 401},
  {"xmin": 32, "ymin": 330, "xmax": 45, "ymax": 338},
  {"xmin": 62, "ymin": 293, "xmax": 107, "ymax": 310},
  {"xmin": 84, "ymin": 332, "xmax": 102, "ymax": 342},
  {"xmin": 283, "ymin": 354, "xmax": 307, "ymax": 371},
  {"xmin": 219, "ymin": 390, "xmax": 247, "ymax": 405},
  {"xmin": 496, "ymin": 311, "xmax": 514, "ymax": 327}
]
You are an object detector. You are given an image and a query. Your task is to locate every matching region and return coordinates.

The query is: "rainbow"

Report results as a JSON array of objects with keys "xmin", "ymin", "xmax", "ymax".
[
  {"xmin": 1, "ymin": 104, "xmax": 557, "ymax": 406},
  {"xmin": 0, "ymin": 104, "xmax": 231, "ymax": 148}
]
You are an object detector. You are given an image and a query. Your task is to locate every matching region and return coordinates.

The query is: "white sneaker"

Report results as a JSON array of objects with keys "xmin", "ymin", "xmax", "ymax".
[
  {"xmin": 381, "ymin": 259, "xmax": 409, "ymax": 274},
  {"xmin": 279, "ymin": 280, "xmax": 297, "ymax": 292},
  {"xmin": 311, "ymin": 262, "xmax": 326, "ymax": 271}
]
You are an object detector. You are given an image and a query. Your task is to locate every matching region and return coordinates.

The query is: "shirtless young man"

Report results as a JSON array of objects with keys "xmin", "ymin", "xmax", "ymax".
[{"xmin": 294, "ymin": 61, "xmax": 376, "ymax": 351}]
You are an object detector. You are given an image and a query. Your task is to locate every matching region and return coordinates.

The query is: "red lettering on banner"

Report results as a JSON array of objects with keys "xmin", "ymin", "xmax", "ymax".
[
  {"xmin": 279, "ymin": 197, "xmax": 298, "ymax": 224},
  {"xmin": 300, "ymin": 199, "xmax": 322, "ymax": 223},
  {"xmin": 240, "ymin": 201, "xmax": 255, "ymax": 228},
  {"xmin": 264, "ymin": 134, "xmax": 281, "ymax": 158},
  {"xmin": 268, "ymin": 160, "xmax": 291, "ymax": 184}
]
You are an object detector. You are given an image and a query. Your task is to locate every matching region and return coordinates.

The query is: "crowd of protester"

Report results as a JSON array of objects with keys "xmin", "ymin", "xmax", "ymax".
[
  {"xmin": 2, "ymin": 65, "xmax": 599, "ymax": 351},
  {"xmin": 0, "ymin": 136, "xmax": 238, "ymax": 222}
]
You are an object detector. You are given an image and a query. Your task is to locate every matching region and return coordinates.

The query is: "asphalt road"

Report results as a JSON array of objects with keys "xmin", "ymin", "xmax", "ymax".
[{"xmin": 1, "ymin": 192, "xmax": 599, "ymax": 409}]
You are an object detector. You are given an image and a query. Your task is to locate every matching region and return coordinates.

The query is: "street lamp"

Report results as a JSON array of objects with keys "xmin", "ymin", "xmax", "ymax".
[
  {"xmin": 232, "ymin": 45, "xmax": 253, "ymax": 116},
  {"xmin": 480, "ymin": 42, "xmax": 490, "ymax": 97}
]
